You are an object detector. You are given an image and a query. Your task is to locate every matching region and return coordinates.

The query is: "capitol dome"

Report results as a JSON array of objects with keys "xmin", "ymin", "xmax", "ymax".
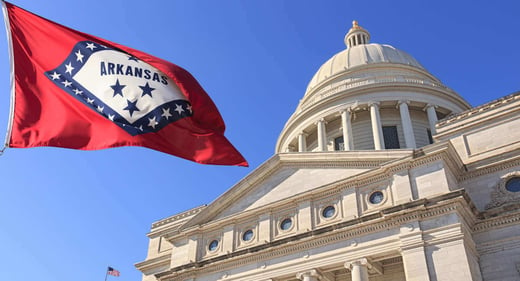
[
  {"xmin": 306, "ymin": 43, "xmax": 424, "ymax": 92},
  {"xmin": 276, "ymin": 21, "xmax": 471, "ymax": 153}
]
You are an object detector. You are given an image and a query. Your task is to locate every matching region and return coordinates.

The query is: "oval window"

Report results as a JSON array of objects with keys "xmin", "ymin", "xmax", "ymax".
[
  {"xmin": 505, "ymin": 177, "xmax": 520, "ymax": 192},
  {"xmin": 322, "ymin": 205, "xmax": 336, "ymax": 218},
  {"xmin": 208, "ymin": 239, "xmax": 219, "ymax": 251},
  {"xmin": 369, "ymin": 191, "xmax": 384, "ymax": 204},
  {"xmin": 242, "ymin": 229, "xmax": 254, "ymax": 241},
  {"xmin": 280, "ymin": 218, "xmax": 293, "ymax": 231}
]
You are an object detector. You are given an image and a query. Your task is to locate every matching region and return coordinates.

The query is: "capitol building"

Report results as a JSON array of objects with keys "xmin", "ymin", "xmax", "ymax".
[{"xmin": 135, "ymin": 22, "xmax": 520, "ymax": 281}]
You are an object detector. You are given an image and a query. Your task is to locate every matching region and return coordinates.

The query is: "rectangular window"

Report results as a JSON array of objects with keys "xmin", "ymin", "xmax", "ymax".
[
  {"xmin": 383, "ymin": 126, "xmax": 400, "ymax": 149},
  {"xmin": 334, "ymin": 136, "xmax": 344, "ymax": 151}
]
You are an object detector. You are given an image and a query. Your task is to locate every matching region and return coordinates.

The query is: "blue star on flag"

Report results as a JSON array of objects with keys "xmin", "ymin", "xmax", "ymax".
[
  {"xmin": 139, "ymin": 82, "xmax": 155, "ymax": 97},
  {"xmin": 123, "ymin": 99, "xmax": 140, "ymax": 116},
  {"xmin": 110, "ymin": 79, "xmax": 126, "ymax": 97}
]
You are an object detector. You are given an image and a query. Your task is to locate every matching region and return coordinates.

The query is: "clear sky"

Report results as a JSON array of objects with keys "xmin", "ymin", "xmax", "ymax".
[{"xmin": 0, "ymin": 1, "xmax": 518, "ymax": 281}]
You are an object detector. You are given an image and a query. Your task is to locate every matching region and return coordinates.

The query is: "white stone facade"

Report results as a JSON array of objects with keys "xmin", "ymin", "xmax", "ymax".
[{"xmin": 136, "ymin": 22, "xmax": 520, "ymax": 281}]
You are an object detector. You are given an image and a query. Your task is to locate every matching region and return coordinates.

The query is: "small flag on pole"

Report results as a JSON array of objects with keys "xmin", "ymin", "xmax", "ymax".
[{"xmin": 107, "ymin": 267, "xmax": 120, "ymax": 277}]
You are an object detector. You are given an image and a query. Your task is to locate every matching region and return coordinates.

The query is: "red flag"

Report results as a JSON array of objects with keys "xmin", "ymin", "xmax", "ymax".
[{"xmin": 2, "ymin": 2, "xmax": 248, "ymax": 166}]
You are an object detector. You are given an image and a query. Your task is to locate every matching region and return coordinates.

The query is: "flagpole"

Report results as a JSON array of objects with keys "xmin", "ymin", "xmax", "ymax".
[
  {"xmin": 1, "ymin": 0, "xmax": 16, "ymax": 153},
  {"xmin": 104, "ymin": 267, "xmax": 109, "ymax": 281}
]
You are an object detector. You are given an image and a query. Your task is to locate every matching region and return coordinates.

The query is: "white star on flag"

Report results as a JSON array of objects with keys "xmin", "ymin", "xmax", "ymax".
[
  {"xmin": 75, "ymin": 49, "xmax": 84, "ymax": 62},
  {"xmin": 148, "ymin": 116, "xmax": 159, "ymax": 128},
  {"xmin": 65, "ymin": 62, "xmax": 74, "ymax": 74},
  {"xmin": 174, "ymin": 104, "xmax": 184, "ymax": 114},
  {"xmin": 61, "ymin": 80, "xmax": 72, "ymax": 87},
  {"xmin": 161, "ymin": 108, "xmax": 172, "ymax": 119},
  {"xmin": 86, "ymin": 42, "xmax": 96, "ymax": 50},
  {"xmin": 50, "ymin": 72, "xmax": 61, "ymax": 80}
]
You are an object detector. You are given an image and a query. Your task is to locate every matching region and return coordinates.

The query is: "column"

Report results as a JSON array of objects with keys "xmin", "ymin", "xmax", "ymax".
[
  {"xmin": 296, "ymin": 269, "xmax": 322, "ymax": 281},
  {"xmin": 345, "ymin": 258, "xmax": 370, "ymax": 281},
  {"xmin": 398, "ymin": 100, "xmax": 416, "ymax": 149},
  {"xmin": 425, "ymin": 104, "xmax": 438, "ymax": 135},
  {"xmin": 340, "ymin": 108, "xmax": 354, "ymax": 150},
  {"xmin": 298, "ymin": 132, "xmax": 308, "ymax": 152},
  {"xmin": 369, "ymin": 102, "xmax": 385, "ymax": 150},
  {"xmin": 316, "ymin": 118, "xmax": 327, "ymax": 152}
]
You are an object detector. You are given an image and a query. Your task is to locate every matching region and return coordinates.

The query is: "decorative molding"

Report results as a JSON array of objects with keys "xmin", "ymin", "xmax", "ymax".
[
  {"xmin": 473, "ymin": 211, "xmax": 520, "ymax": 232},
  {"xmin": 152, "ymin": 205, "xmax": 207, "ymax": 229},
  {"xmin": 485, "ymin": 171, "xmax": 520, "ymax": 210},
  {"xmin": 301, "ymin": 70, "xmax": 456, "ymax": 112},
  {"xmin": 437, "ymin": 91, "xmax": 520, "ymax": 128},
  {"xmin": 460, "ymin": 155, "xmax": 520, "ymax": 181},
  {"xmin": 155, "ymin": 191, "xmax": 472, "ymax": 281},
  {"xmin": 135, "ymin": 253, "xmax": 171, "ymax": 272}
]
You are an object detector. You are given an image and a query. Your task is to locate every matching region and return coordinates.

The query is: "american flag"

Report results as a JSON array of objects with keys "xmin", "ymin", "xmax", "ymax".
[{"xmin": 107, "ymin": 267, "xmax": 120, "ymax": 277}]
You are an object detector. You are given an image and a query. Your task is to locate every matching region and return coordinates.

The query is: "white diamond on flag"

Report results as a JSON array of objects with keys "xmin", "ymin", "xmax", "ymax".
[{"xmin": 45, "ymin": 41, "xmax": 193, "ymax": 136}]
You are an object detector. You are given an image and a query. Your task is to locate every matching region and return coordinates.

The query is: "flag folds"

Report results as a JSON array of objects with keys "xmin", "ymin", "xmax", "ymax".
[
  {"xmin": 2, "ymin": 2, "xmax": 248, "ymax": 166},
  {"xmin": 107, "ymin": 266, "xmax": 120, "ymax": 277}
]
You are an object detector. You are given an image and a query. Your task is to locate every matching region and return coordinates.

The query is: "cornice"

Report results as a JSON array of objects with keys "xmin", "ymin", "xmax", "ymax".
[
  {"xmin": 302, "ymin": 80, "xmax": 462, "ymax": 114},
  {"xmin": 176, "ymin": 155, "xmax": 283, "ymax": 231},
  {"xmin": 155, "ymin": 191, "xmax": 473, "ymax": 281},
  {"xmin": 473, "ymin": 210, "xmax": 520, "ymax": 233},
  {"xmin": 303, "ymin": 63, "xmax": 449, "ymax": 106},
  {"xmin": 147, "ymin": 205, "xmax": 207, "ymax": 238},
  {"xmin": 151, "ymin": 205, "xmax": 206, "ymax": 229},
  {"xmin": 436, "ymin": 91, "xmax": 520, "ymax": 140},
  {"xmin": 438, "ymin": 91, "xmax": 520, "ymax": 126},
  {"xmin": 459, "ymin": 154, "xmax": 520, "ymax": 182},
  {"xmin": 135, "ymin": 253, "xmax": 171, "ymax": 273}
]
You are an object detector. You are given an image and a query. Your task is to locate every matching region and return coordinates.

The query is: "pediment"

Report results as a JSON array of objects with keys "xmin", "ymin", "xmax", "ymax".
[
  {"xmin": 215, "ymin": 166, "xmax": 367, "ymax": 219},
  {"xmin": 180, "ymin": 151, "xmax": 412, "ymax": 229}
]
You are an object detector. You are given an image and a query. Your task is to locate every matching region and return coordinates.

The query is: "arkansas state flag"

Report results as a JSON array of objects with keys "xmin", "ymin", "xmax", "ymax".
[{"xmin": 2, "ymin": 2, "xmax": 248, "ymax": 166}]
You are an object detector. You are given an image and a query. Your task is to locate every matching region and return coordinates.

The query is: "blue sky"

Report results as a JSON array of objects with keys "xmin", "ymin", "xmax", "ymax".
[{"xmin": 0, "ymin": 1, "xmax": 518, "ymax": 281}]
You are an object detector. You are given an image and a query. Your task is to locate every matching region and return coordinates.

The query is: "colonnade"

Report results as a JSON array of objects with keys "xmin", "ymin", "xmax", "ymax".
[{"xmin": 296, "ymin": 101, "xmax": 439, "ymax": 152}]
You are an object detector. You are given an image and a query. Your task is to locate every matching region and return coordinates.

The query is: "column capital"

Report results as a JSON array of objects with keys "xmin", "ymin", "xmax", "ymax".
[
  {"xmin": 344, "ymin": 258, "xmax": 369, "ymax": 270},
  {"xmin": 397, "ymin": 100, "xmax": 410, "ymax": 108},
  {"xmin": 367, "ymin": 101, "xmax": 380, "ymax": 107},
  {"xmin": 340, "ymin": 107, "xmax": 353, "ymax": 114},
  {"xmin": 315, "ymin": 118, "xmax": 327, "ymax": 125},
  {"xmin": 298, "ymin": 131, "xmax": 309, "ymax": 137},
  {"xmin": 296, "ymin": 268, "xmax": 323, "ymax": 280},
  {"xmin": 423, "ymin": 103, "xmax": 438, "ymax": 111}
]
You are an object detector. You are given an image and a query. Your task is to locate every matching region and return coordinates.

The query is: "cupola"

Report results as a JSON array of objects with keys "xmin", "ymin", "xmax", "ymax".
[{"xmin": 344, "ymin": 20, "xmax": 370, "ymax": 47}]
